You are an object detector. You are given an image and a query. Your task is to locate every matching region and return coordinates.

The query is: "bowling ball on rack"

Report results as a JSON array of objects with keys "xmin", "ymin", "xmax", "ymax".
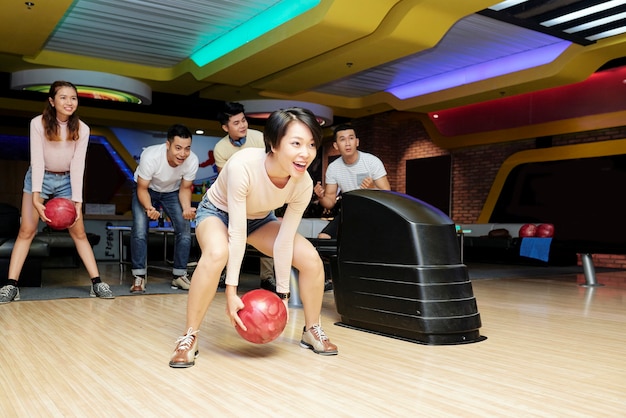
[
  {"xmin": 518, "ymin": 223, "xmax": 537, "ymax": 238},
  {"xmin": 535, "ymin": 223, "xmax": 555, "ymax": 238},
  {"xmin": 236, "ymin": 289, "xmax": 287, "ymax": 344},
  {"xmin": 44, "ymin": 198, "xmax": 77, "ymax": 230}
]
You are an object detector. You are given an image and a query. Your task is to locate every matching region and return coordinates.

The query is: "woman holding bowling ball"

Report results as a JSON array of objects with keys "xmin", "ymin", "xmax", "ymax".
[
  {"xmin": 170, "ymin": 107, "xmax": 338, "ymax": 368},
  {"xmin": 0, "ymin": 81, "xmax": 114, "ymax": 304}
]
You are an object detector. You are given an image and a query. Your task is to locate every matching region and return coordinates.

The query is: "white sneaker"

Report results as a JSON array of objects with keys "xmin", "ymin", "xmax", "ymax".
[
  {"xmin": 130, "ymin": 275, "xmax": 146, "ymax": 293},
  {"xmin": 171, "ymin": 273, "xmax": 191, "ymax": 290},
  {"xmin": 169, "ymin": 328, "xmax": 199, "ymax": 368},
  {"xmin": 300, "ymin": 324, "xmax": 338, "ymax": 355}
]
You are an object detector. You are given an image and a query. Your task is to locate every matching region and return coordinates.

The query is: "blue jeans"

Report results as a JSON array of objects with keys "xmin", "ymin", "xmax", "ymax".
[
  {"xmin": 195, "ymin": 195, "xmax": 277, "ymax": 233},
  {"xmin": 131, "ymin": 186, "xmax": 191, "ymax": 276}
]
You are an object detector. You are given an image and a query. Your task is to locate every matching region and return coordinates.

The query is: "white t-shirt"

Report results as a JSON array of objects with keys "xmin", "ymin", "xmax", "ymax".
[
  {"xmin": 134, "ymin": 143, "xmax": 199, "ymax": 193},
  {"xmin": 325, "ymin": 151, "xmax": 387, "ymax": 193}
]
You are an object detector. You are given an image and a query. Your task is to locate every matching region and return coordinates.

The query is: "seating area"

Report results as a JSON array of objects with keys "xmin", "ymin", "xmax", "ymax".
[
  {"xmin": 458, "ymin": 223, "xmax": 577, "ymax": 266},
  {"xmin": 36, "ymin": 229, "xmax": 101, "ymax": 269},
  {"xmin": 0, "ymin": 203, "xmax": 48, "ymax": 286},
  {"xmin": 116, "ymin": 217, "xmax": 330, "ymax": 272},
  {"xmin": 457, "ymin": 221, "xmax": 626, "ymax": 286},
  {"xmin": 0, "ymin": 237, "xmax": 49, "ymax": 287},
  {"xmin": 0, "ymin": 203, "xmax": 101, "ymax": 286}
]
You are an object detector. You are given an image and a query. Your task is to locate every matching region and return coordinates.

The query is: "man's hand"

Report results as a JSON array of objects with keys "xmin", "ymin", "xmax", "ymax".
[
  {"xmin": 314, "ymin": 181, "xmax": 325, "ymax": 198},
  {"xmin": 182, "ymin": 207, "xmax": 197, "ymax": 220},
  {"xmin": 145, "ymin": 206, "xmax": 160, "ymax": 220},
  {"xmin": 359, "ymin": 176, "xmax": 374, "ymax": 189}
]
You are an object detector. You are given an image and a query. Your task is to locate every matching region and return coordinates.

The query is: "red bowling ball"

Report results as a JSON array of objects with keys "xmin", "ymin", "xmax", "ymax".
[
  {"xmin": 44, "ymin": 198, "xmax": 77, "ymax": 230},
  {"xmin": 236, "ymin": 289, "xmax": 287, "ymax": 344},
  {"xmin": 535, "ymin": 223, "xmax": 555, "ymax": 238},
  {"xmin": 518, "ymin": 223, "xmax": 537, "ymax": 238}
]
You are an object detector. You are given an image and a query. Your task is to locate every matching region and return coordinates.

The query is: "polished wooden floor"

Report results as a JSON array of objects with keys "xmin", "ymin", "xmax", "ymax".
[{"xmin": 1, "ymin": 262, "xmax": 625, "ymax": 417}]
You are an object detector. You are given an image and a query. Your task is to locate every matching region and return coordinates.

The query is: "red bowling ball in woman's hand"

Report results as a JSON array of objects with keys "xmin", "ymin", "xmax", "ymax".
[
  {"xmin": 44, "ymin": 198, "xmax": 77, "ymax": 230},
  {"xmin": 236, "ymin": 289, "xmax": 287, "ymax": 344}
]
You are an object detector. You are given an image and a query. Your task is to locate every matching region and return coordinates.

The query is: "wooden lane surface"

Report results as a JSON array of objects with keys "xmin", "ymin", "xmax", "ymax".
[{"xmin": 1, "ymin": 271, "xmax": 625, "ymax": 417}]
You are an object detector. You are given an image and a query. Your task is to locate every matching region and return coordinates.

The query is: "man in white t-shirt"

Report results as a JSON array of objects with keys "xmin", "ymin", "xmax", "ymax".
[
  {"xmin": 130, "ymin": 124, "xmax": 199, "ymax": 294},
  {"xmin": 314, "ymin": 124, "xmax": 391, "ymax": 239},
  {"xmin": 215, "ymin": 102, "xmax": 275, "ymax": 291}
]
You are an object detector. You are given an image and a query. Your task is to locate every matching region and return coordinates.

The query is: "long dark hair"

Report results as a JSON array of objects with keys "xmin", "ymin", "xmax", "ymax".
[
  {"xmin": 42, "ymin": 81, "xmax": 81, "ymax": 142},
  {"xmin": 264, "ymin": 107, "xmax": 323, "ymax": 151}
]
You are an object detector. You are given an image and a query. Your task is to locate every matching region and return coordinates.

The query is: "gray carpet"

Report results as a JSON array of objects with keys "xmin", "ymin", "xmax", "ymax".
[
  {"xmin": 15, "ymin": 274, "xmax": 261, "ymax": 302},
  {"xmin": 17, "ymin": 281, "xmax": 189, "ymax": 301},
  {"xmin": 13, "ymin": 263, "xmax": 618, "ymax": 302}
]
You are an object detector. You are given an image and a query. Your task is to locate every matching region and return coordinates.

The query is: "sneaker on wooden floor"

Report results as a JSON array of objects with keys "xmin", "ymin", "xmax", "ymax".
[
  {"xmin": 169, "ymin": 328, "xmax": 199, "ymax": 368},
  {"xmin": 300, "ymin": 324, "xmax": 338, "ymax": 355},
  {"xmin": 130, "ymin": 275, "xmax": 146, "ymax": 293},
  {"xmin": 0, "ymin": 284, "xmax": 19, "ymax": 304},
  {"xmin": 90, "ymin": 282, "xmax": 115, "ymax": 299},
  {"xmin": 171, "ymin": 272, "xmax": 191, "ymax": 290}
]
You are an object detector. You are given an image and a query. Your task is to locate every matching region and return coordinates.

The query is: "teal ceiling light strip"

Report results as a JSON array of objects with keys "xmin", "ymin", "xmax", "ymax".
[{"xmin": 191, "ymin": 0, "xmax": 320, "ymax": 67}]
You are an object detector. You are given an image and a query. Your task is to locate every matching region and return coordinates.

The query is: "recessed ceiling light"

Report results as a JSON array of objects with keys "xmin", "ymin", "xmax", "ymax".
[
  {"xmin": 239, "ymin": 99, "xmax": 333, "ymax": 126},
  {"xmin": 10, "ymin": 69, "xmax": 152, "ymax": 105}
]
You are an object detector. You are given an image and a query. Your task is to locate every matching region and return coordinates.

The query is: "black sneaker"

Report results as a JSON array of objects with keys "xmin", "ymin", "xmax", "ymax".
[
  {"xmin": 90, "ymin": 282, "xmax": 115, "ymax": 299},
  {"xmin": 324, "ymin": 279, "xmax": 333, "ymax": 292},
  {"xmin": 0, "ymin": 284, "xmax": 19, "ymax": 304},
  {"xmin": 260, "ymin": 276, "xmax": 277, "ymax": 292}
]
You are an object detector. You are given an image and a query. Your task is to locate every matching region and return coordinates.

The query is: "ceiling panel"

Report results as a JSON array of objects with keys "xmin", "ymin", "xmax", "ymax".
[
  {"xmin": 45, "ymin": 0, "xmax": 281, "ymax": 67},
  {"xmin": 314, "ymin": 14, "xmax": 566, "ymax": 98},
  {"xmin": 1, "ymin": 0, "xmax": 626, "ymax": 140}
]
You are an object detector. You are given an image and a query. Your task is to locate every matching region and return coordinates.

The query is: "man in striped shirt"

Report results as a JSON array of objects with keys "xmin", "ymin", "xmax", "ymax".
[{"xmin": 314, "ymin": 124, "xmax": 390, "ymax": 239}]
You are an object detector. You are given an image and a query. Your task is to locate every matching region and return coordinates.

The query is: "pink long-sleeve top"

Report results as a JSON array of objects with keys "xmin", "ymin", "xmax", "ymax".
[
  {"xmin": 29, "ymin": 115, "xmax": 90, "ymax": 203},
  {"xmin": 206, "ymin": 147, "xmax": 313, "ymax": 294}
]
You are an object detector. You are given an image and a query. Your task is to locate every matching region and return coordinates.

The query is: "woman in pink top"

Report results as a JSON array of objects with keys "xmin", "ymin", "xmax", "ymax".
[
  {"xmin": 0, "ymin": 81, "xmax": 114, "ymax": 304},
  {"xmin": 170, "ymin": 107, "xmax": 338, "ymax": 368}
]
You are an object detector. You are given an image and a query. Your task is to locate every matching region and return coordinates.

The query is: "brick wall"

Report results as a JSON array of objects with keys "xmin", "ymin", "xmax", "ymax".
[{"xmin": 348, "ymin": 111, "xmax": 626, "ymax": 269}]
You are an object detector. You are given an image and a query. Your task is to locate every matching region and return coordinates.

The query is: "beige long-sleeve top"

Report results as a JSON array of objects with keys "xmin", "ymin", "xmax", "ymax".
[{"xmin": 207, "ymin": 147, "xmax": 312, "ymax": 293}]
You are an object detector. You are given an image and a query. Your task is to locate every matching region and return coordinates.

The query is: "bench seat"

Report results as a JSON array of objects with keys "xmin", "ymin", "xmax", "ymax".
[{"xmin": 0, "ymin": 238, "xmax": 50, "ymax": 287}]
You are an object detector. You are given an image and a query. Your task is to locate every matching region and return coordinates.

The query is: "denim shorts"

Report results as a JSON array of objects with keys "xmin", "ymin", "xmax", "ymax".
[
  {"xmin": 196, "ymin": 196, "xmax": 277, "ymax": 235},
  {"xmin": 23, "ymin": 167, "xmax": 72, "ymax": 200}
]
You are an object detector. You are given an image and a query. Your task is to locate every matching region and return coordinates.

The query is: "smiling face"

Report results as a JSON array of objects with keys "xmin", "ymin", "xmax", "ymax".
[
  {"xmin": 165, "ymin": 135, "xmax": 192, "ymax": 167},
  {"xmin": 49, "ymin": 86, "xmax": 78, "ymax": 122},
  {"xmin": 222, "ymin": 112, "xmax": 248, "ymax": 141},
  {"xmin": 270, "ymin": 120, "xmax": 317, "ymax": 178}
]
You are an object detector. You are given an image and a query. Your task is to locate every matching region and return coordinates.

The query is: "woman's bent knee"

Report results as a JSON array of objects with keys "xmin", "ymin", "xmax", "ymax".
[
  {"xmin": 198, "ymin": 247, "xmax": 227, "ymax": 266},
  {"xmin": 17, "ymin": 228, "xmax": 37, "ymax": 241}
]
